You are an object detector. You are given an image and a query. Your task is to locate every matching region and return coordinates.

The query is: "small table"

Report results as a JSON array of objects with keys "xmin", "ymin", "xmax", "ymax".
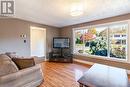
[{"xmin": 78, "ymin": 63, "xmax": 129, "ymax": 87}]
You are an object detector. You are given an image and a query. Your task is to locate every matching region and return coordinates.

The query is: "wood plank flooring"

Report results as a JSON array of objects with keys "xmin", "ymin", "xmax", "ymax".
[
  {"xmin": 39, "ymin": 62, "xmax": 130, "ymax": 87},
  {"xmin": 39, "ymin": 62, "xmax": 91, "ymax": 87}
]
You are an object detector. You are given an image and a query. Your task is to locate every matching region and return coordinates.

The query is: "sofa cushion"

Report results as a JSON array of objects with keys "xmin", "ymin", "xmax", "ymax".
[
  {"xmin": 0, "ymin": 61, "xmax": 19, "ymax": 76},
  {"xmin": 0, "ymin": 54, "xmax": 11, "ymax": 62},
  {"xmin": 12, "ymin": 58, "xmax": 35, "ymax": 70}
]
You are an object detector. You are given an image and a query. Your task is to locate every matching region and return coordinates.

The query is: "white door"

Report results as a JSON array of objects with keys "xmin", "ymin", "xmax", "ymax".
[{"xmin": 30, "ymin": 27, "xmax": 46, "ymax": 58}]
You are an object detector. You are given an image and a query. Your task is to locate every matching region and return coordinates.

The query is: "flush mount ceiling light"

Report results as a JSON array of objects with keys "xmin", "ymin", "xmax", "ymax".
[{"xmin": 70, "ymin": 2, "xmax": 84, "ymax": 16}]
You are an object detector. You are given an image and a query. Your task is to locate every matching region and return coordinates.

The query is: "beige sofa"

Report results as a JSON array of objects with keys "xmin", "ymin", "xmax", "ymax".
[{"xmin": 0, "ymin": 54, "xmax": 43, "ymax": 87}]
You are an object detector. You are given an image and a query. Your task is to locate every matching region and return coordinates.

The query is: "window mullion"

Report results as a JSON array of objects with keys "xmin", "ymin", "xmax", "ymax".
[{"xmin": 108, "ymin": 26, "xmax": 110, "ymax": 58}]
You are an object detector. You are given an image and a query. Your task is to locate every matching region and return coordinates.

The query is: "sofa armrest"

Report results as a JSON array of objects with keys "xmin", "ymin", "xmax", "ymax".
[{"xmin": 0, "ymin": 64, "xmax": 43, "ymax": 84}]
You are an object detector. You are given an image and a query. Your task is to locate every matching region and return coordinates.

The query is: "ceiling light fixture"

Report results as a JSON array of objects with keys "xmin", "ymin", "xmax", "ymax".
[{"xmin": 70, "ymin": 3, "xmax": 84, "ymax": 16}]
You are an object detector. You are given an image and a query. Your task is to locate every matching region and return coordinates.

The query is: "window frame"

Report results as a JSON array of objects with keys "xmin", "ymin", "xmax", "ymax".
[{"xmin": 73, "ymin": 20, "xmax": 129, "ymax": 62}]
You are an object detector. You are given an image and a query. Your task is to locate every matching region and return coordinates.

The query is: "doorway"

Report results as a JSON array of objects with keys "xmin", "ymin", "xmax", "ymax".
[{"xmin": 30, "ymin": 26, "xmax": 46, "ymax": 59}]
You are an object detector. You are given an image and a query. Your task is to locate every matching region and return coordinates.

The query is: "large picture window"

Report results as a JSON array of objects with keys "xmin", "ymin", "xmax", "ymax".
[{"xmin": 73, "ymin": 23, "xmax": 128, "ymax": 60}]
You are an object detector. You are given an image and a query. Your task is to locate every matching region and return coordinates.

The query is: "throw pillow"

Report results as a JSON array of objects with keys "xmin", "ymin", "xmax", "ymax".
[{"xmin": 12, "ymin": 58, "xmax": 35, "ymax": 69}]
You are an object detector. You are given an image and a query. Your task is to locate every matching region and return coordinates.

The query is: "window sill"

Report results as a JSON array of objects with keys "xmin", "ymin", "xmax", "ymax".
[{"xmin": 74, "ymin": 53, "xmax": 129, "ymax": 64}]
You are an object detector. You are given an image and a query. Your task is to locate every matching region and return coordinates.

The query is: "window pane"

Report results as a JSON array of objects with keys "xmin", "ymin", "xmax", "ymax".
[
  {"xmin": 74, "ymin": 30, "xmax": 84, "ymax": 54},
  {"xmin": 109, "ymin": 24, "xmax": 128, "ymax": 59},
  {"xmin": 84, "ymin": 27, "xmax": 108, "ymax": 57}
]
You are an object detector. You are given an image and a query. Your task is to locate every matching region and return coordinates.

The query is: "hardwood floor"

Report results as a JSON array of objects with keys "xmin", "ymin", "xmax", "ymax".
[
  {"xmin": 39, "ymin": 62, "xmax": 91, "ymax": 87},
  {"xmin": 39, "ymin": 62, "xmax": 130, "ymax": 87}
]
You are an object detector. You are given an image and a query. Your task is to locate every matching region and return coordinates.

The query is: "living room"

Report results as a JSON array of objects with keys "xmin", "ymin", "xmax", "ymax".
[{"xmin": 0, "ymin": 0, "xmax": 130, "ymax": 87}]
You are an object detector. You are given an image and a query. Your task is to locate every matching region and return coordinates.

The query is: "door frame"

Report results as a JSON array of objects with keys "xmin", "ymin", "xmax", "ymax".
[{"xmin": 30, "ymin": 26, "xmax": 46, "ymax": 60}]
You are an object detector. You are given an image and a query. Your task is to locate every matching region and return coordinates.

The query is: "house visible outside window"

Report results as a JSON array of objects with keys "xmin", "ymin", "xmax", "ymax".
[{"xmin": 73, "ymin": 22, "xmax": 128, "ymax": 60}]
